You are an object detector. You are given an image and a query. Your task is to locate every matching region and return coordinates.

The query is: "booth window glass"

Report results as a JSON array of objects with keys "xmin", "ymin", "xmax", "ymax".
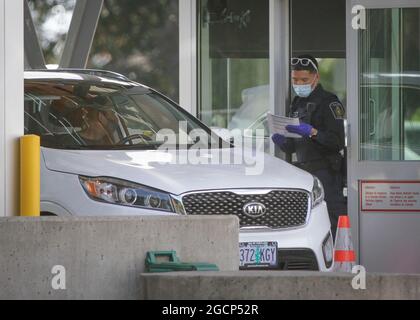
[
  {"xmin": 359, "ymin": 8, "xmax": 420, "ymax": 161},
  {"xmin": 291, "ymin": 0, "xmax": 347, "ymax": 104},
  {"xmin": 198, "ymin": 0, "xmax": 270, "ymax": 132}
]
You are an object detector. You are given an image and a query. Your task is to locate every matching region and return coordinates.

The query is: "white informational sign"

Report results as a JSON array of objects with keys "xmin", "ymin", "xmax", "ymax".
[
  {"xmin": 267, "ymin": 113, "xmax": 301, "ymax": 138},
  {"xmin": 360, "ymin": 181, "xmax": 420, "ymax": 213}
]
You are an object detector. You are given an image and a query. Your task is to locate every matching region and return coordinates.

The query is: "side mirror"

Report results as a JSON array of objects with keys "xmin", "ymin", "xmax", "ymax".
[{"xmin": 210, "ymin": 127, "xmax": 234, "ymax": 144}]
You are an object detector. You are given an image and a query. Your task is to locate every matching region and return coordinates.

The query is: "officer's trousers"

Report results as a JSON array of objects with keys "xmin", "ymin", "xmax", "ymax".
[{"xmin": 312, "ymin": 168, "xmax": 347, "ymax": 241}]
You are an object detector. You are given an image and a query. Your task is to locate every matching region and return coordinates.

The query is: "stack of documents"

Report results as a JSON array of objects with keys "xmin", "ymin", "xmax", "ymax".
[{"xmin": 267, "ymin": 113, "xmax": 301, "ymax": 138}]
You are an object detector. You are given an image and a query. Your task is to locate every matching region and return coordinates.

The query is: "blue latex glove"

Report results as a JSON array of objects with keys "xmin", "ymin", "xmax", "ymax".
[
  {"xmin": 286, "ymin": 123, "xmax": 313, "ymax": 138},
  {"xmin": 271, "ymin": 133, "xmax": 286, "ymax": 146}
]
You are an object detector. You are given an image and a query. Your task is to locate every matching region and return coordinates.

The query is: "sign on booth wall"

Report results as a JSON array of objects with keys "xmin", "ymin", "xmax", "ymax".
[
  {"xmin": 206, "ymin": 0, "xmax": 269, "ymax": 59},
  {"xmin": 360, "ymin": 181, "xmax": 420, "ymax": 213}
]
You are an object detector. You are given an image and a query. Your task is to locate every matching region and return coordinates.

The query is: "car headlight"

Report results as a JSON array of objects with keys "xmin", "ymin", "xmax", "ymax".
[
  {"xmin": 311, "ymin": 176, "xmax": 325, "ymax": 208},
  {"xmin": 79, "ymin": 176, "xmax": 182, "ymax": 213}
]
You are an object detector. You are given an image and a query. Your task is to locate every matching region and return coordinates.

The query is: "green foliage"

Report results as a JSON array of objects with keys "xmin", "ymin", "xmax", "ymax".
[
  {"xmin": 318, "ymin": 58, "xmax": 347, "ymax": 103},
  {"xmin": 89, "ymin": 0, "xmax": 179, "ymax": 101},
  {"xmin": 28, "ymin": 0, "xmax": 179, "ymax": 101},
  {"xmin": 411, "ymin": 108, "xmax": 420, "ymax": 122}
]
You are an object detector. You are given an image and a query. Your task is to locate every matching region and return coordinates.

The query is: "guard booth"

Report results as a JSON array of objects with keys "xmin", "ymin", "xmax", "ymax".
[
  {"xmin": 180, "ymin": 0, "xmax": 420, "ymax": 273},
  {"xmin": 346, "ymin": 0, "xmax": 420, "ymax": 273}
]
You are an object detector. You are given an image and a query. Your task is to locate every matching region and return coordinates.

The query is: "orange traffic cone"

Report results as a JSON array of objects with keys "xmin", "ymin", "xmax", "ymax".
[{"xmin": 333, "ymin": 216, "xmax": 356, "ymax": 272}]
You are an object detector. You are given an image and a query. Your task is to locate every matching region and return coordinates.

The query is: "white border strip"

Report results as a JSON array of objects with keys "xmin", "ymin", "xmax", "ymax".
[
  {"xmin": 0, "ymin": 0, "xmax": 24, "ymax": 216},
  {"xmin": 179, "ymin": 0, "xmax": 197, "ymax": 115}
]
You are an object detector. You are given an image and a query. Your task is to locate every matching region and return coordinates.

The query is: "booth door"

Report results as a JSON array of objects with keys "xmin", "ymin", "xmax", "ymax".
[{"xmin": 347, "ymin": 0, "xmax": 420, "ymax": 272}]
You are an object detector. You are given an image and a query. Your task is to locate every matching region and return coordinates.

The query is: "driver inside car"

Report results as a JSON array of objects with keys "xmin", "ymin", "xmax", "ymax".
[{"xmin": 79, "ymin": 108, "xmax": 120, "ymax": 145}]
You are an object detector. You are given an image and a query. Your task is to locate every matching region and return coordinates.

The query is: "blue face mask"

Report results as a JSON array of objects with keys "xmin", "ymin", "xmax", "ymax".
[
  {"xmin": 293, "ymin": 84, "xmax": 313, "ymax": 98},
  {"xmin": 292, "ymin": 75, "xmax": 317, "ymax": 98}
]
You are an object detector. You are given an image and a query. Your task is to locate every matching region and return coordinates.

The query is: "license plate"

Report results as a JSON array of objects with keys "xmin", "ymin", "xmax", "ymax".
[{"xmin": 239, "ymin": 242, "xmax": 278, "ymax": 269}]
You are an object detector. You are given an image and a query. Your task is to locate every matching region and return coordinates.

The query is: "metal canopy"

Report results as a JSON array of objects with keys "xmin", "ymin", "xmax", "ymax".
[
  {"xmin": 24, "ymin": 0, "xmax": 103, "ymax": 70},
  {"xmin": 59, "ymin": 0, "xmax": 103, "ymax": 69},
  {"xmin": 24, "ymin": 0, "xmax": 46, "ymax": 69}
]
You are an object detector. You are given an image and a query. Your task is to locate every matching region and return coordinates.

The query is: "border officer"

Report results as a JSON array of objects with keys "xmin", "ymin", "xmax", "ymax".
[{"xmin": 272, "ymin": 55, "xmax": 347, "ymax": 239}]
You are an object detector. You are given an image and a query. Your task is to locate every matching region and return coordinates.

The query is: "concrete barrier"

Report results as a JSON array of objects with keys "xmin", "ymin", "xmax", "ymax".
[
  {"xmin": 140, "ymin": 271, "xmax": 420, "ymax": 300},
  {"xmin": 0, "ymin": 216, "xmax": 239, "ymax": 300}
]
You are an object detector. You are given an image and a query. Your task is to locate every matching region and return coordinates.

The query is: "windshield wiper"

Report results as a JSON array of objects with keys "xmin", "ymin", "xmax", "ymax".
[
  {"xmin": 50, "ymin": 144, "xmax": 161, "ymax": 151},
  {"xmin": 107, "ymin": 143, "xmax": 162, "ymax": 150},
  {"xmin": 53, "ymin": 141, "xmax": 233, "ymax": 151}
]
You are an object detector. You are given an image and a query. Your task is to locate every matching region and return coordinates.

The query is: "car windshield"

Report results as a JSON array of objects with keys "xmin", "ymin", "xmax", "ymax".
[{"xmin": 25, "ymin": 81, "xmax": 229, "ymax": 150}]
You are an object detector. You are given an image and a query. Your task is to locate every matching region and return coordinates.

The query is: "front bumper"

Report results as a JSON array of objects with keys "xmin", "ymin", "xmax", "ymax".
[
  {"xmin": 42, "ymin": 171, "xmax": 332, "ymax": 271},
  {"xmin": 239, "ymin": 201, "xmax": 333, "ymax": 272}
]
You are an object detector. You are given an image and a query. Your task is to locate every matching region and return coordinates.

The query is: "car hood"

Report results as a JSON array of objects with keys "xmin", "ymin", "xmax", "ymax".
[{"xmin": 41, "ymin": 147, "xmax": 314, "ymax": 195}]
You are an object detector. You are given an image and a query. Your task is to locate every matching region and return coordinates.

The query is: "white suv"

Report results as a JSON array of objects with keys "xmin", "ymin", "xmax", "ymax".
[{"xmin": 24, "ymin": 69, "xmax": 334, "ymax": 271}]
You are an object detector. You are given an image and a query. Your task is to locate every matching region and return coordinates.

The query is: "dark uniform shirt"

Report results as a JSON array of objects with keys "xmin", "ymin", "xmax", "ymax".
[{"xmin": 281, "ymin": 84, "xmax": 346, "ymax": 170}]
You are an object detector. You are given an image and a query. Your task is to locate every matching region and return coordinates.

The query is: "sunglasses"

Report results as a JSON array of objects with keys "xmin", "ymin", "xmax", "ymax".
[{"xmin": 291, "ymin": 58, "xmax": 318, "ymax": 71}]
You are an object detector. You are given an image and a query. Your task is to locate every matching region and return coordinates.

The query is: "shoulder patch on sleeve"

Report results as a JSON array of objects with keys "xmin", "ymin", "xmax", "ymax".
[{"xmin": 329, "ymin": 101, "xmax": 346, "ymax": 120}]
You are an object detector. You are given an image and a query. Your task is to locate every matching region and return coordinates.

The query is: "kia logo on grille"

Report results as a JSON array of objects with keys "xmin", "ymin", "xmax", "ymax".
[{"xmin": 243, "ymin": 202, "xmax": 267, "ymax": 217}]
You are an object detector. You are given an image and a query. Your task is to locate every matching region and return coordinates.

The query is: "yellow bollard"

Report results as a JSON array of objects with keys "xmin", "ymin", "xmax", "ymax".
[{"xmin": 20, "ymin": 135, "xmax": 40, "ymax": 217}]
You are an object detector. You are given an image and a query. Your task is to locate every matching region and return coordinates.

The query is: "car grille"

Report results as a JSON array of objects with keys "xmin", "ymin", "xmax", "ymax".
[
  {"xmin": 181, "ymin": 190, "xmax": 310, "ymax": 229},
  {"xmin": 278, "ymin": 249, "xmax": 319, "ymax": 271}
]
